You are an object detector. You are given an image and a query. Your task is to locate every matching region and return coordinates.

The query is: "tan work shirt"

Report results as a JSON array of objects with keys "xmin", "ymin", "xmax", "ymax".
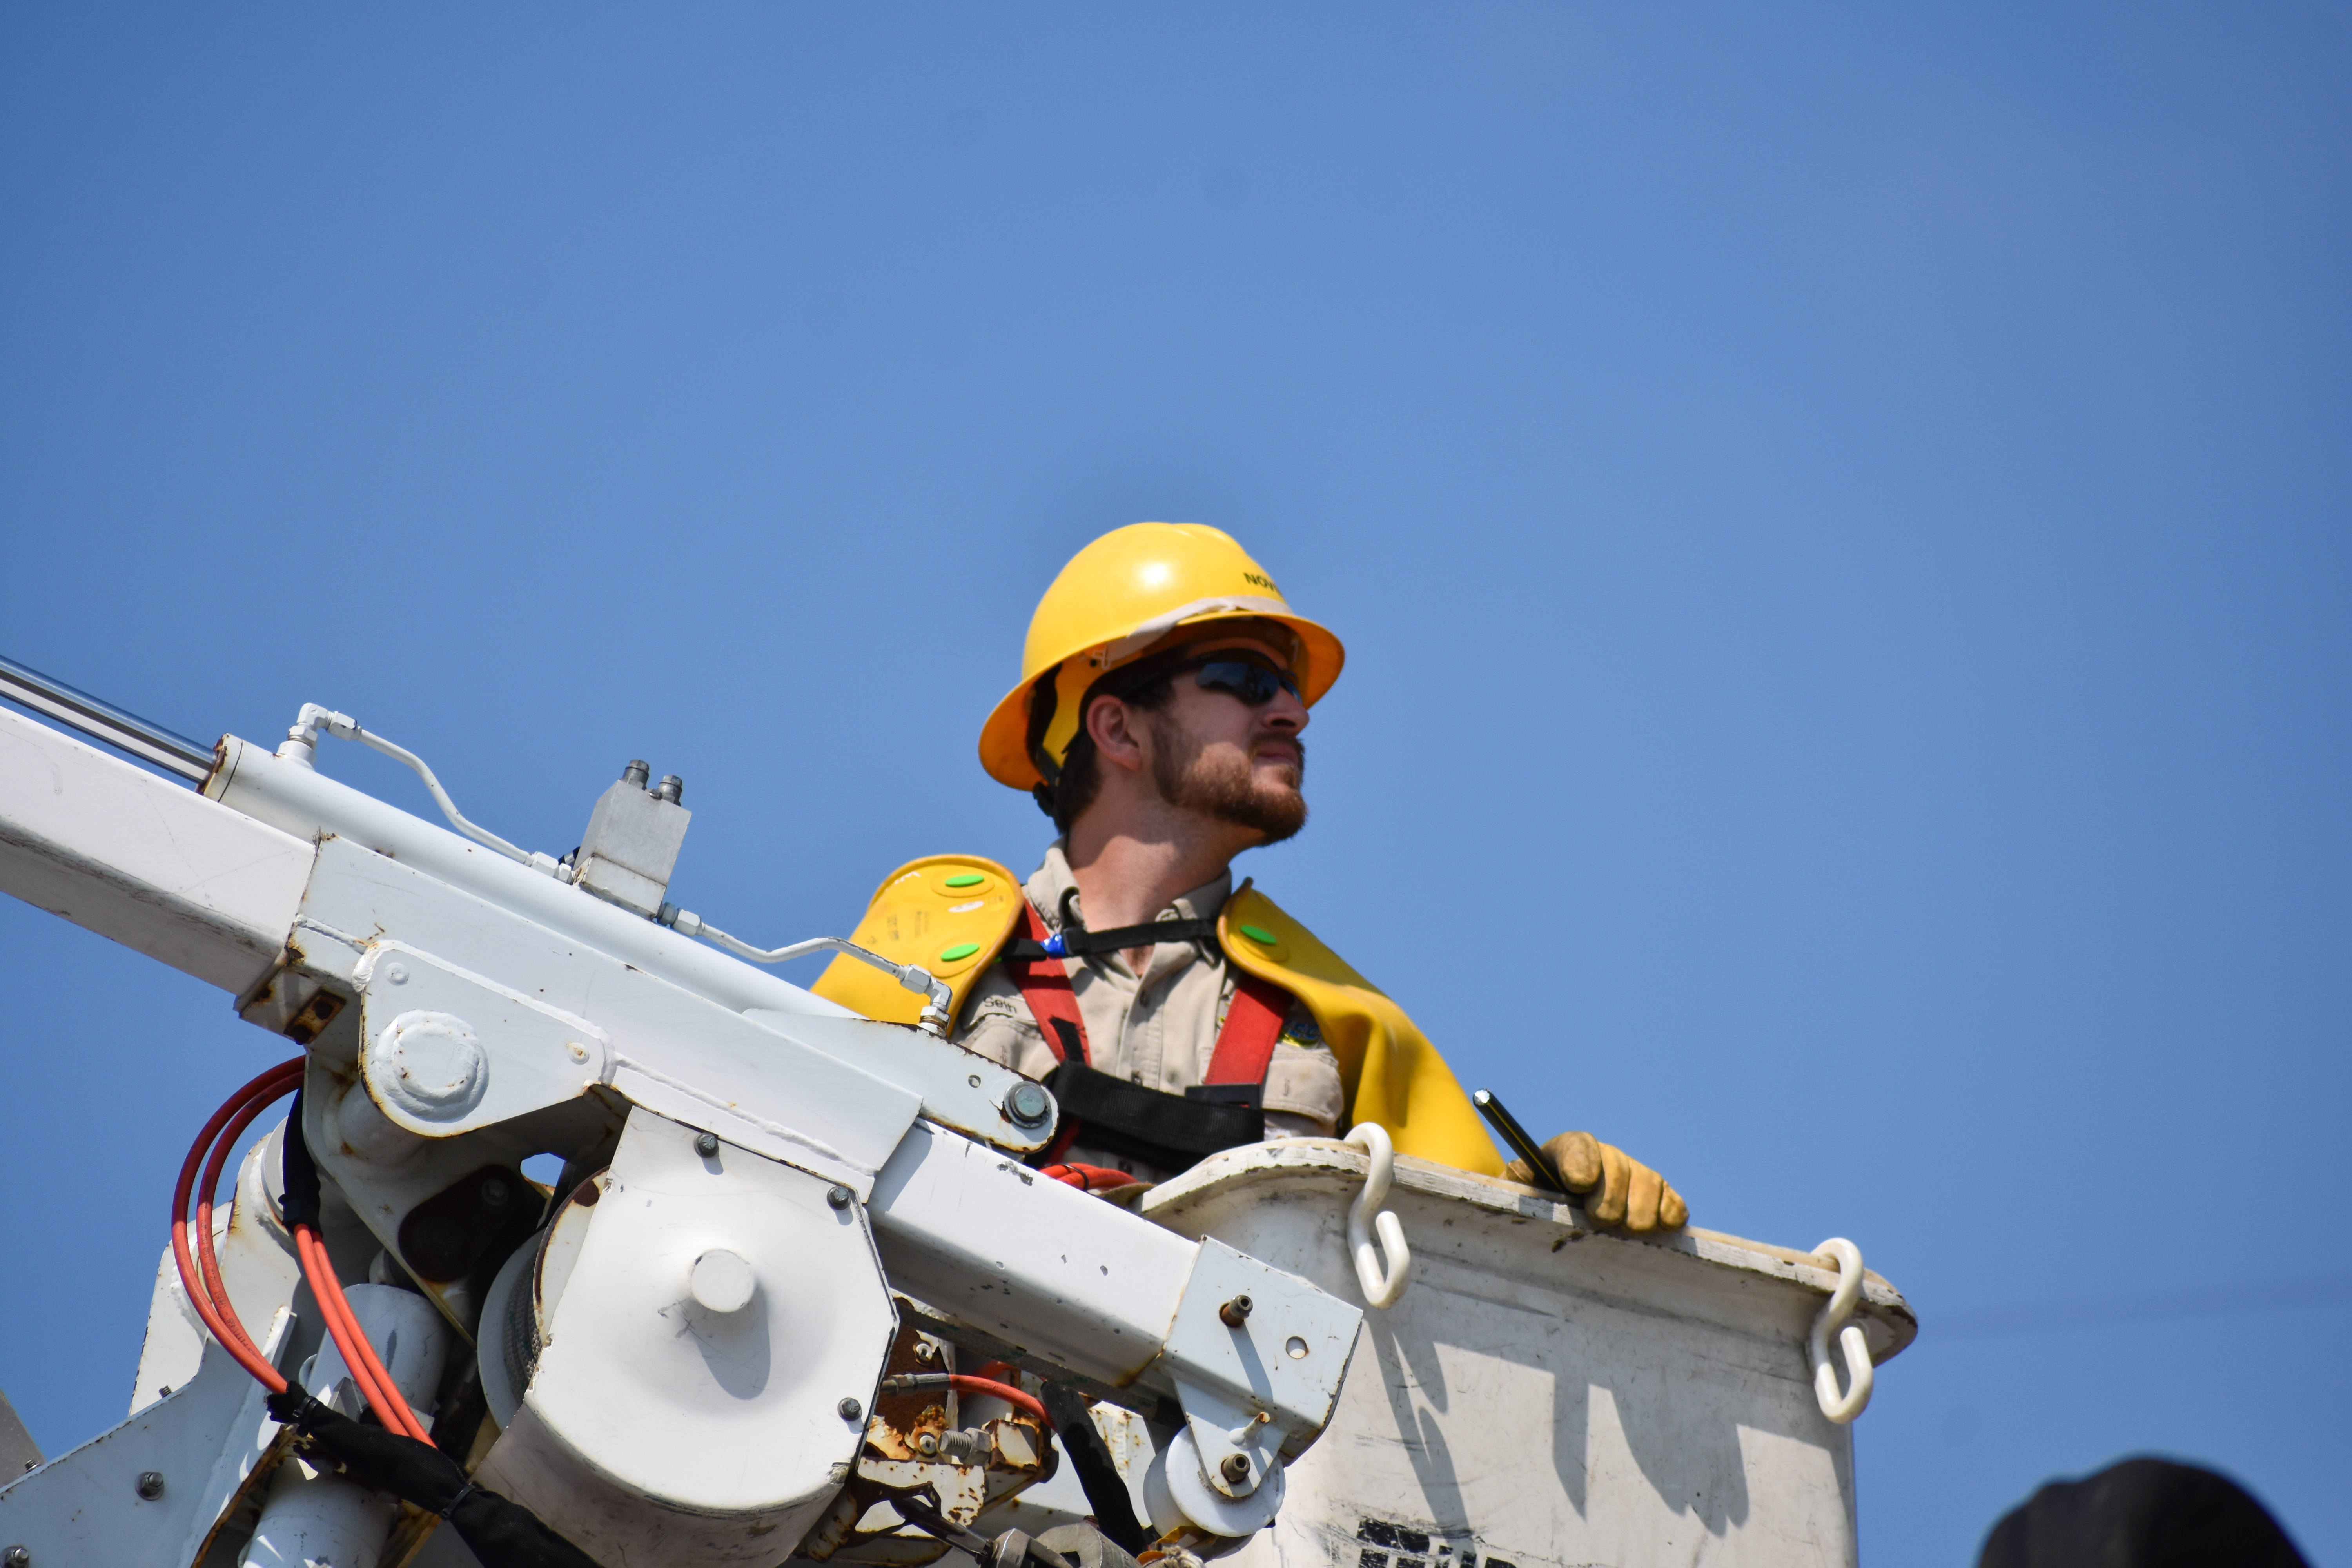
[{"xmin": 956, "ymin": 843, "xmax": 1345, "ymax": 1180}]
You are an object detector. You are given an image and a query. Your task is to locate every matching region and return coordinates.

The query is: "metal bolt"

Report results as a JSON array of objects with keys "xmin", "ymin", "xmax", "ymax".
[
  {"xmin": 653, "ymin": 774, "xmax": 684, "ymax": 805},
  {"xmin": 838, "ymin": 1397, "xmax": 864, "ymax": 1422},
  {"xmin": 915, "ymin": 1432, "xmax": 939, "ymax": 1457},
  {"xmin": 1220, "ymin": 1452, "xmax": 1251, "ymax": 1485},
  {"xmin": 5, "ymin": 1544, "xmax": 30, "ymax": 1567},
  {"xmin": 481, "ymin": 1177, "xmax": 511, "ymax": 1208},
  {"xmin": 913, "ymin": 1341, "xmax": 937, "ymax": 1364},
  {"xmin": 826, "ymin": 1185, "xmax": 853, "ymax": 1210},
  {"xmin": 136, "ymin": 1471, "xmax": 165, "ymax": 1500},
  {"xmin": 622, "ymin": 759, "xmax": 651, "ymax": 788},
  {"xmin": 1219, "ymin": 1294, "xmax": 1254, "ymax": 1328},
  {"xmin": 1003, "ymin": 1081, "xmax": 1052, "ymax": 1128},
  {"xmin": 694, "ymin": 1132, "xmax": 720, "ymax": 1158}
]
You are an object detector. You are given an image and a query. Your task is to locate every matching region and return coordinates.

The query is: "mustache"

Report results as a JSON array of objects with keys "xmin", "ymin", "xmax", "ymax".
[{"xmin": 1256, "ymin": 736, "xmax": 1306, "ymax": 776}]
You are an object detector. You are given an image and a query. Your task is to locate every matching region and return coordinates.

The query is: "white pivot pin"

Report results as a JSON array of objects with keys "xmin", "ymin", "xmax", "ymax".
[
  {"xmin": 1808, "ymin": 1237, "xmax": 1875, "ymax": 1423},
  {"xmin": 1344, "ymin": 1121, "xmax": 1413, "ymax": 1308}
]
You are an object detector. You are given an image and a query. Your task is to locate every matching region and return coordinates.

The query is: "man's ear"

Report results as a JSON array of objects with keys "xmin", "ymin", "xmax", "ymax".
[{"xmin": 1085, "ymin": 694, "xmax": 1149, "ymax": 775}]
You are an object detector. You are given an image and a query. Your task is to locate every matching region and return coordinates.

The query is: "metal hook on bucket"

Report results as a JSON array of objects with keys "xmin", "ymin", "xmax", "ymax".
[
  {"xmin": 1808, "ymin": 1237, "xmax": 1874, "ymax": 1424},
  {"xmin": 1344, "ymin": 1122, "xmax": 1413, "ymax": 1308}
]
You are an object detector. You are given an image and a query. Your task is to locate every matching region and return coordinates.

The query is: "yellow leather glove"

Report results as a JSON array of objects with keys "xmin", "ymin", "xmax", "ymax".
[{"xmin": 1506, "ymin": 1131, "xmax": 1688, "ymax": 1233}]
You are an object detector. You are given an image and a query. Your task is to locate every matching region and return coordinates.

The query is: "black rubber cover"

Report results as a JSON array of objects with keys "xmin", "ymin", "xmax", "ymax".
[
  {"xmin": 1038, "ymin": 1383, "xmax": 1151, "ymax": 1554},
  {"xmin": 266, "ymin": 1388, "xmax": 604, "ymax": 1568},
  {"xmin": 276, "ymin": 1089, "xmax": 322, "ymax": 1229}
]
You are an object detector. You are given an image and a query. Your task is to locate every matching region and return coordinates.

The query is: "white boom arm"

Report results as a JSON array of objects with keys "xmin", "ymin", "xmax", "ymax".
[{"xmin": 0, "ymin": 700, "xmax": 1361, "ymax": 1567}]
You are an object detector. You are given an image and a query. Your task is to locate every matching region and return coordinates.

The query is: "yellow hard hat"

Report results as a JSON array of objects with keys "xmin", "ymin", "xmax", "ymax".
[{"xmin": 979, "ymin": 523, "xmax": 1346, "ymax": 791}]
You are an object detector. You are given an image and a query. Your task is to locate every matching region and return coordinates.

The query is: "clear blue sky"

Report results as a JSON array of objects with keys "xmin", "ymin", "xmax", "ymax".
[{"xmin": 4, "ymin": 6, "xmax": 2347, "ymax": 1563}]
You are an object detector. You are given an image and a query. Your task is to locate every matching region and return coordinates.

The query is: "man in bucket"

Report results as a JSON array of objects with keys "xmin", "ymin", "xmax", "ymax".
[{"xmin": 816, "ymin": 523, "xmax": 1684, "ymax": 1232}]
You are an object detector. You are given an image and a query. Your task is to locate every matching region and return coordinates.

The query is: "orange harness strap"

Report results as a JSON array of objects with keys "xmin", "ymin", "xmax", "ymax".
[
  {"xmin": 1203, "ymin": 970, "xmax": 1292, "ymax": 1087},
  {"xmin": 1006, "ymin": 900, "xmax": 1091, "ymax": 1068}
]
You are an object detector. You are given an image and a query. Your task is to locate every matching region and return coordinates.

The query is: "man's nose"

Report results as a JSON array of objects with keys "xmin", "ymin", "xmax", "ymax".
[{"xmin": 1264, "ymin": 685, "xmax": 1308, "ymax": 732}]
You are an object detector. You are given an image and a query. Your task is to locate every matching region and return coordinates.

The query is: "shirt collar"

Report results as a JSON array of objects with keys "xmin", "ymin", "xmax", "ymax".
[{"xmin": 1029, "ymin": 840, "xmax": 1234, "ymax": 934}]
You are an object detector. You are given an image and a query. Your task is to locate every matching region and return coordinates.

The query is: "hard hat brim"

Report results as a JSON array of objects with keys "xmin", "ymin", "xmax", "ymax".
[{"xmin": 978, "ymin": 608, "xmax": 1345, "ymax": 789}]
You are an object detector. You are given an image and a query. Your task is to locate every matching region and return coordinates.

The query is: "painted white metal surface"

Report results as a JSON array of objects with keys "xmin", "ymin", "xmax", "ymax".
[
  {"xmin": 1143, "ymin": 1142, "xmax": 1916, "ymax": 1568},
  {"xmin": 0, "ymin": 706, "xmax": 1381, "ymax": 1562},
  {"xmin": 303, "ymin": 837, "xmax": 922, "ymax": 1190},
  {"xmin": 238, "ymin": 1460, "xmax": 395, "ymax": 1568},
  {"xmin": 0, "ymin": 1318, "xmax": 291, "ymax": 1568},
  {"xmin": 866, "ymin": 1121, "xmax": 1205, "ymax": 1388},
  {"xmin": 1157, "ymin": 1239, "xmax": 1360, "ymax": 1497},
  {"xmin": 291, "ymin": 832, "xmax": 1043, "ymax": 1181},
  {"xmin": 243, "ymin": 1289, "xmax": 447, "ymax": 1568},
  {"xmin": 131, "ymin": 1135, "xmax": 305, "ymax": 1418},
  {"xmin": 0, "ymin": 706, "xmax": 312, "ymax": 991},
  {"xmin": 307, "ymin": 1283, "xmax": 450, "ymax": 1427},
  {"xmin": 207, "ymin": 734, "xmax": 850, "ymax": 1019},
  {"xmin": 474, "ymin": 1109, "xmax": 901, "ymax": 1568}
]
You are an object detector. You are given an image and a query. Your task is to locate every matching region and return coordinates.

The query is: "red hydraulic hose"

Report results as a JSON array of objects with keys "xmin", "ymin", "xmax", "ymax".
[
  {"xmin": 1038, "ymin": 1163, "xmax": 1134, "ymax": 1193},
  {"xmin": 173, "ymin": 1059, "xmax": 432, "ymax": 1441},
  {"xmin": 296, "ymin": 1219, "xmax": 430, "ymax": 1441},
  {"xmin": 950, "ymin": 1374, "xmax": 1049, "ymax": 1424},
  {"xmin": 170, "ymin": 1060, "xmax": 303, "ymax": 1392},
  {"xmin": 193, "ymin": 1063, "xmax": 302, "ymax": 1368},
  {"xmin": 881, "ymin": 1370, "xmax": 1049, "ymax": 1424}
]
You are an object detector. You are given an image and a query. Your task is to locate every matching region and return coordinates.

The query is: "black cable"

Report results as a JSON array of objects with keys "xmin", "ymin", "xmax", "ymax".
[
  {"xmin": 266, "ymin": 1388, "xmax": 604, "ymax": 1568},
  {"xmin": 1038, "ymin": 1384, "xmax": 1152, "ymax": 1554}
]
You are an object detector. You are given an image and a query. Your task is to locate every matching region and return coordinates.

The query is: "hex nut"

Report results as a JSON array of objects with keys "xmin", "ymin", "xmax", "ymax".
[
  {"xmin": 838, "ymin": 1397, "xmax": 864, "ymax": 1421},
  {"xmin": 1004, "ymin": 1081, "xmax": 1052, "ymax": 1128},
  {"xmin": 694, "ymin": 1132, "xmax": 721, "ymax": 1158},
  {"xmin": 1219, "ymin": 1294, "xmax": 1254, "ymax": 1328},
  {"xmin": 826, "ymin": 1184, "xmax": 854, "ymax": 1210},
  {"xmin": 135, "ymin": 1471, "xmax": 165, "ymax": 1500},
  {"xmin": 1221, "ymin": 1452, "xmax": 1251, "ymax": 1485},
  {"xmin": 915, "ymin": 1432, "xmax": 939, "ymax": 1457}
]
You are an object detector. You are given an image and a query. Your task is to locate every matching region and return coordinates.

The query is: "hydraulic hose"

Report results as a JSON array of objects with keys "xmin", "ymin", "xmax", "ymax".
[
  {"xmin": 296, "ymin": 1221, "xmax": 430, "ymax": 1441},
  {"xmin": 172, "ymin": 1062, "xmax": 431, "ymax": 1441},
  {"xmin": 192, "ymin": 1062, "xmax": 299, "ymax": 1370},
  {"xmin": 170, "ymin": 1060, "xmax": 302, "ymax": 1391},
  {"xmin": 179, "ymin": 1062, "xmax": 606, "ymax": 1568},
  {"xmin": 1037, "ymin": 1163, "xmax": 1135, "ymax": 1193},
  {"xmin": 877, "ymin": 1372, "xmax": 1049, "ymax": 1425}
]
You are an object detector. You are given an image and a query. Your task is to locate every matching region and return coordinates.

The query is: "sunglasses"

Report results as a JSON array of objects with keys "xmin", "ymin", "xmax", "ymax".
[{"xmin": 1185, "ymin": 655, "xmax": 1302, "ymax": 707}]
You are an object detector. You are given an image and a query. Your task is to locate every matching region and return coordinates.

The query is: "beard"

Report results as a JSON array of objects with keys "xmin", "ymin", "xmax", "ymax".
[{"xmin": 1149, "ymin": 717, "xmax": 1309, "ymax": 844}]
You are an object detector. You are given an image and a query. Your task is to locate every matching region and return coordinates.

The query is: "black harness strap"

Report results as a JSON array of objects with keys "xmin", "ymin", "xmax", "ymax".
[
  {"xmin": 1039, "ymin": 1062, "xmax": 1266, "ymax": 1172},
  {"xmin": 1001, "ymin": 917, "xmax": 1221, "ymax": 962}
]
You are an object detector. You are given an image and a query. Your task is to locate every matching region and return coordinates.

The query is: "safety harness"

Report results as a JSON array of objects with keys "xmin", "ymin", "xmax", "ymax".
[{"xmin": 1000, "ymin": 898, "xmax": 1295, "ymax": 1172}]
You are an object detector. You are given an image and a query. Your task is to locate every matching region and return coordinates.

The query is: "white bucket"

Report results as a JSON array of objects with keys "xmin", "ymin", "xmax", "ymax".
[{"xmin": 1140, "ymin": 1142, "xmax": 1916, "ymax": 1568}]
